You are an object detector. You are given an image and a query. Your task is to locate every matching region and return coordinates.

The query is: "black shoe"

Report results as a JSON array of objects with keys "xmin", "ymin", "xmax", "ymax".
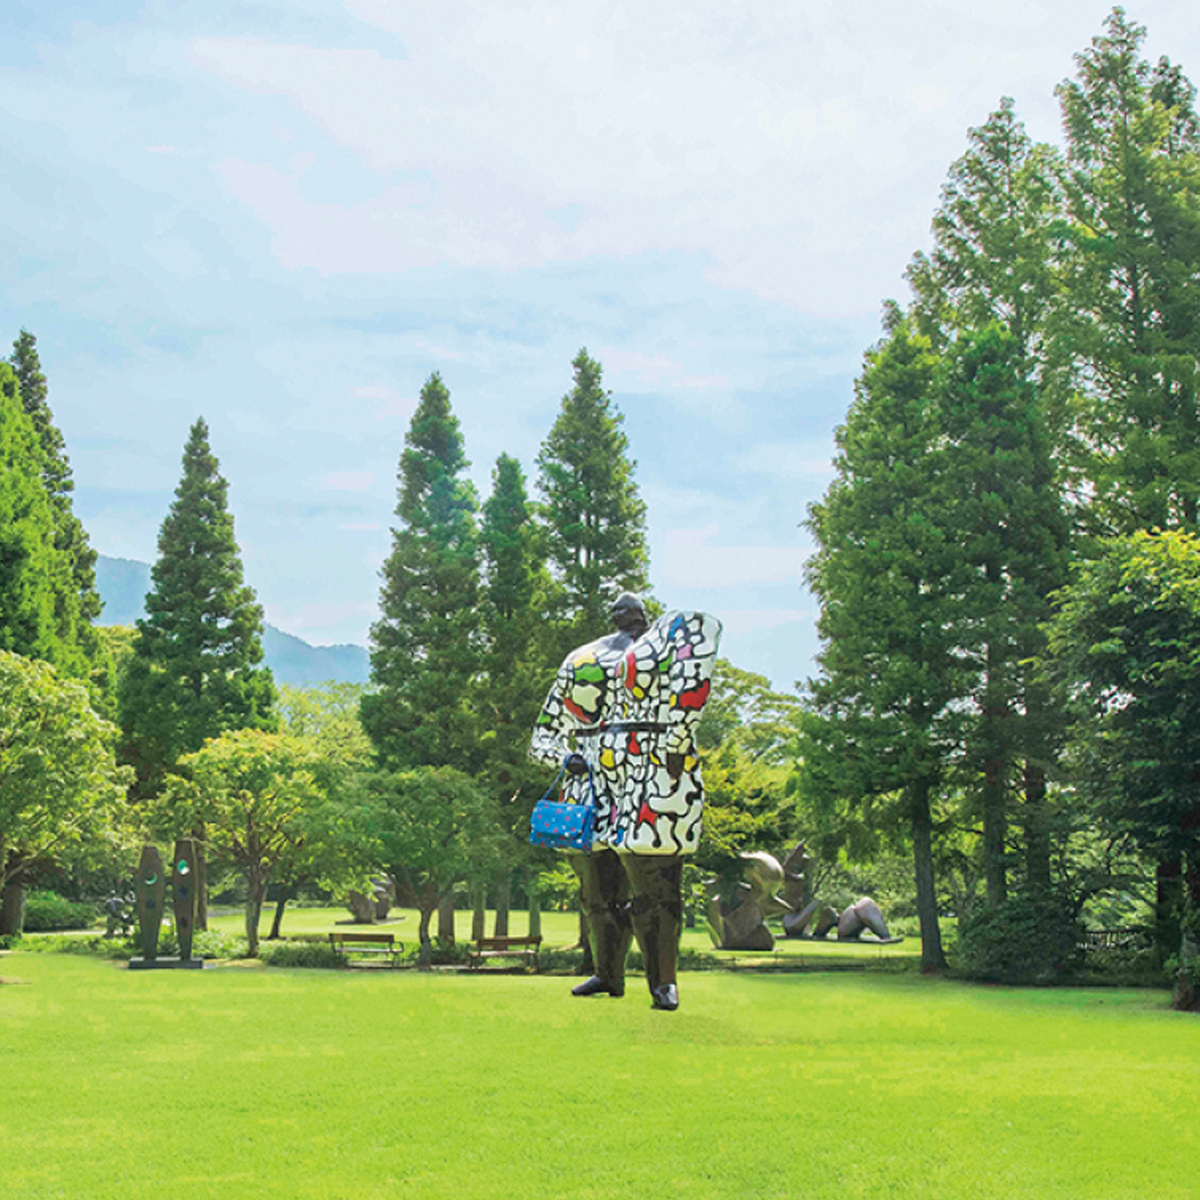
[
  {"xmin": 571, "ymin": 975, "xmax": 624, "ymax": 997},
  {"xmin": 651, "ymin": 983, "xmax": 679, "ymax": 1011}
]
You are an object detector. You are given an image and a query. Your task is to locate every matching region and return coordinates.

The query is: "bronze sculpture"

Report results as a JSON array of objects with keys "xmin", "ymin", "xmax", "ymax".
[{"xmin": 531, "ymin": 595, "xmax": 721, "ymax": 1010}]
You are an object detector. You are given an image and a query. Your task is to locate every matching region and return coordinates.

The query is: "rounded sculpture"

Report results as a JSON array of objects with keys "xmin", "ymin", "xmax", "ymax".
[{"xmin": 706, "ymin": 851, "xmax": 790, "ymax": 951}]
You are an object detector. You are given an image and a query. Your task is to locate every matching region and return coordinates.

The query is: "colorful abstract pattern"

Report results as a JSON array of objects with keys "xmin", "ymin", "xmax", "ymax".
[{"xmin": 530, "ymin": 610, "xmax": 722, "ymax": 856}]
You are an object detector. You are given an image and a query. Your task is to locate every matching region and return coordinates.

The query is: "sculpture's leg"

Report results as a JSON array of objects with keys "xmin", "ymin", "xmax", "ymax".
[
  {"xmin": 572, "ymin": 849, "xmax": 631, "ymax": 996},
  {"xmin": 624, "ymin": 855, "xmax": 683, "ymax": 1010}
]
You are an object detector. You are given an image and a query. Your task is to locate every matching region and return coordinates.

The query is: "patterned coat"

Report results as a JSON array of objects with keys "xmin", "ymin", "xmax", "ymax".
[{"xmin": 530, "ymin": 610, "xmax": 722, "ymax": 855}]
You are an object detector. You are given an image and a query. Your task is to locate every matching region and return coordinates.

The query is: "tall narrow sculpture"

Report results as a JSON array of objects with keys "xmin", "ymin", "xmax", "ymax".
[
  {"xmin": 172, "ymin": 839, "xmax": 197, "ymax": 961},
  {"xmin": 135, "ymin": 844, "xmax": 166, "ymax": 961}
]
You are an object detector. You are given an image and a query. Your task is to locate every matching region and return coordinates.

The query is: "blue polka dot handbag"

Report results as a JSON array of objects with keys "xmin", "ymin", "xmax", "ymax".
[{"xmin": 529, "ymin": 763, "xmax": 596, "ymax": 852}]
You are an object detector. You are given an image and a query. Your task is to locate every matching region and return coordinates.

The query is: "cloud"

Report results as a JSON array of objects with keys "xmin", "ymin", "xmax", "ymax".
[
  {"xmin": 734, "ymin": 441, "xmax": 836, "ymax": 481},
  {"xmin": 661, "ymin": 525, "xmax": 807, "ymax": 588},
  {"xmin": 188, "ymin": 1, "xmax": 1152, "ymax": 313},
  {"xmin": 320, "ymin": 470, "xmax": 374, "ymax": 492}
]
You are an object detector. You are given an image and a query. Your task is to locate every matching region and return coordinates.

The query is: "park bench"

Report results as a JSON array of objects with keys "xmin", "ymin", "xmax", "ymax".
[
  {"xmin": 328, "ymin": 931, "xmax": 403, "ymax": 966},
  {"xmin": 1077, "ymin": 927, "xmax": 1146, "ymax": 952},
  {"xmin": 467, "ymin": 934, "xmax": 542, "ymax": 971}
]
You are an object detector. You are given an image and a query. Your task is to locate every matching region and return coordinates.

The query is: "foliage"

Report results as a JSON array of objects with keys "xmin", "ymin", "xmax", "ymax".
[
  {"xmin": 362, "ymin": 373, "xmax": 480, "ymax": 771},
  {"xmin": 476, "ymin": 453, "xmax": 555, "ymax": 853},
  {"xmin": 8, "ymin": 330, "xmax": 104, "ymax": 656},
  {"xmin": 151, "ymin": 729, "xmax": 325, "ymax": 955},
  {"xmin": 356, "ymin": 766, "xmax": 503, "ymax": 947},
  {"xmin": 0, "ymin": 363, "xmax": 90, "ymax": 678},
  {"xmin": 1056, "ymin": 9, "xmax": 1200, "ymax": 536},
  {"xmin": 1047, "ymin": 531, "xmax": 1200, "ymax": 867},
  {"xmin": 536, "ymin": 348, "xmax": 649, "ymax": 645},
  {"xmin": 21, "ymin": 891, "xmax": 96, "ymax": 932},
  {"xmin": 119, "ymin": 418, "xmax": 275, "ymax": 795},
  {"xmin": 957, "ymin": 894, "xmax": 1082, "ymax": 984},
  {"xmin": 257, "ymin": 939, "xmax": 348, "ymax": 969},
  {"xmin": 0, "ymin": 651, "xmax": 132, "ymax": 895},
  {"xmin": 693, "ymin": 660, "xmax": 801, "ymax": 873}
]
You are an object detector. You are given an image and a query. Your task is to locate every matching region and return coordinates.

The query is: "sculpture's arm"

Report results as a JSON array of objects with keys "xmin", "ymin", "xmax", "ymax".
[
  {"xmin": 529, "ymin": 663, "xmax": 577, "ymax": 769},
  {"xmin": 664, "ymin": 611, "xmax": 723, "ymax": 756}
]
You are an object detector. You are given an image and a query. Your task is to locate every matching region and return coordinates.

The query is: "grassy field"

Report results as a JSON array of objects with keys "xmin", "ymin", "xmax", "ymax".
[{"xmin": 2, "ymin": 947, "xmax": 1195, "ymax": 1199}]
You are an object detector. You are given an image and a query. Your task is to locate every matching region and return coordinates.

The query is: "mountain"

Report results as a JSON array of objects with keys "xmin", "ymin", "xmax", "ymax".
[{"xmin": 94, "ymin": 555, "xmax": 370, "ymax": 687}]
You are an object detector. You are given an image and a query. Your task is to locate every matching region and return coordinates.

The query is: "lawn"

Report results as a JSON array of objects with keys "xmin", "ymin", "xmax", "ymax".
[{"xmin": 1, "ymin": 948, "xmax": 1195, "ymax": 1199}]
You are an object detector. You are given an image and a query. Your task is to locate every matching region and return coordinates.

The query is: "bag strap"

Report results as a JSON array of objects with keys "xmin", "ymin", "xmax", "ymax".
[{"xmin": 538, "ymin": 760, "xmax": 598, "ymax": 807}]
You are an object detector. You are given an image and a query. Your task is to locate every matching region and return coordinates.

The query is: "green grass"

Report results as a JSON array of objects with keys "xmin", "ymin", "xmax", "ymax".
[{"xmin": 1, "ymin": 949, "xmax": 1195, "ymax": 1199}]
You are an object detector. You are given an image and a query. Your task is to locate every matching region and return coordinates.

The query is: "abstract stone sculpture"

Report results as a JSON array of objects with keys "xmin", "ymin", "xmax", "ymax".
[
  {"xmin": 836, "ymin": 896, "xmax": 891, "ymax": 940},
  {"xmin": 347, "ymin": 876, "xmax": 397, "ymax": 924},
  {"xmin": 135, "ymin": 844, "xmax": 166, "ymax": 960},
  {"xmin": 172, "ymin": 838, "xmax": 198, "ymax": 961}
]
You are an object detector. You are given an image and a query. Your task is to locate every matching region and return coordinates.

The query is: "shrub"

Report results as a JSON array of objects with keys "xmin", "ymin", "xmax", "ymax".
[
  {"xmin": 258, "ymin": 941, "xmax": 347, "ymax": 969},
  {"xmin": 22, "ymin": 891, "xmax": 96, "ymax": 932},
  {"xmin": 957, "ymin": 894, "xmax": 1082, "ymax": 984}
]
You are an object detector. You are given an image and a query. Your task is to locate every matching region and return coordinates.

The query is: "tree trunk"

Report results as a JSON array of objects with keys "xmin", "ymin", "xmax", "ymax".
[
  {"xmin": 0, "ymin": 878, "xmax": 27, "ymax": 938},
  {"xmin": 981, "ymin": 646, "xmax": 1008, "ymax": 908},
  {"xmin": 1022, "ymin": 760, "xmax": 1051, "ymax": 892},
  {"xmin": 470, "ymin": 880, "xmax": 486, "ymax": 942},
  {"xmin": 244, "ymin": 874, "xmax": 266, "ymax": 957},
  {"xmin": 1021, "ymin": 670, "xmax": 1053, "ymax": 894},
  {"xmin": 267, "ymin": 885, "xmax": 293, "ymax": 941},
  {"xmin": 493, "ymin": 873, "xmax": 510, "ymax": 938},
  {"xmin": 910, "ymin": 778, "xmax": 946, "ymax": 972},
  {"xmin": 1156, "ymin": 859, "xmax": 1183, "ymax": 965},
  {"xmin": 192, "ymin": 821, "xmax": 208, "ymax": 932},
  {"xmin": 417, "ymin": 885, "xmax": 437, "ymax": 970},
  {"xmin": 437, "ymin": 887, "xmax": 455, "ymax": 945},
  {"xmin": 528, "ymin": 888, "xmax": 541, "ymax": 939}
]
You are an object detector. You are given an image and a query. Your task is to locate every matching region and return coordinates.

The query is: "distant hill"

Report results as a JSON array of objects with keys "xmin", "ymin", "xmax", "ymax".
[{"xmin": 95, "ymin": 555, "xmax": 370, "ymax": 687}]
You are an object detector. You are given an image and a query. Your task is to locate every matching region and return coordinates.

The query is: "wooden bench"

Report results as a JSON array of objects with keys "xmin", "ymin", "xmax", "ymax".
[
  {"xmin": 467, "ymin": 935, "xmax": 542, "ymax": 971},
  {"xmin": 328, "ymin": 931, "xmax": 403, "ymax": 966}
]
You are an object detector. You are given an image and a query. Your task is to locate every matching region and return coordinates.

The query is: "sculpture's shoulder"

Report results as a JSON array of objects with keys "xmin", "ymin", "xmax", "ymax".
[{"xmin": 649, "ymin": 609, "xmax": 723, "ymax": 653}]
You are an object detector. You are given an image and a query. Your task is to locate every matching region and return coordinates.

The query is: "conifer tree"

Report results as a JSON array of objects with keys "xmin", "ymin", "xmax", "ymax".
[
  {"xmin": 477, "ymin": 453, "xmax": 554, "ymax": 933},
  {"xmin": 802, "ymin": 316, "xmax": 976, "ymax": 970},
  {"xmin": 0, "ymin": 362, "xmax": 85, "ymax": 675},
  {"xmin": 1057, "ymin": 10, "xmax": 1200, "ymax": 533},
  {"xmin": 9, "ymin": 331, "xmax": 102, "ymax": 631},
  {"xmin": 906, "ymin": 103, "xmax": 1073, "ymax": 902},
  {"xmin": 536, "ymin": 349, "xmax": 649, "ymax": 647},
  {"xmin": 119, "ymin": 418, "xmax": 275, "ymax": 797},
  {"xmin": 362, "ymin": 373, "xmax": 480, "ymax": 771}
]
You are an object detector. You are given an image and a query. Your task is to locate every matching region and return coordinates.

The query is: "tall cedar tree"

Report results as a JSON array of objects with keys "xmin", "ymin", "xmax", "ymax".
[
  {"xmin": 907, "ymin": 103, "xmax": 1073, "ymax": 902},
  {"xmin": 802, "ymin": 317, "xmax": 978, "ymax": 970},
  {"xmin": 1057, "ymin": 9, "xmax": 1200, "ymax": 948},
  {"xmin": 362, "ymin": 373, "xmax": 480, "ymax": 771},
  {"xmin": 119, "ymin": 418, "xmax": 275, "ymax": 797},
  {"xmin": 476, "ymin": 454, "xmax": 553, "ymax": 931},
  {"xmin": 536, "ymin": 349, "xmax": 649, "ymax": 650},
  {"xmin": 0, "ymin": 362, "xmax": 88, "ymax": 676},
  {"xmin": 1057, "ymin": 10, "xmax": 1200, "ymax": 534},
  {"xmin": 937, "ymin": 326, "xmax": 1072, "ymax": 904},
  {"xmin": 9, "ymin": 331, "xmax": 102, "ymax": 633}
]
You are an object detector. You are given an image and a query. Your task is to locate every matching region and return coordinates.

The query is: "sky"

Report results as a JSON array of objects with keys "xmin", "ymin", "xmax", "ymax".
[{"xmin": 3, "ymin": 1, "xmax": 1199, "ymax": 692}]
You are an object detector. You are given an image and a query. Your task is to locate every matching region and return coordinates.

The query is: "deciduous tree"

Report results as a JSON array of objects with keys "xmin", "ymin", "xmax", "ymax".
[{"xmin": 0, "ymin": 651, "xmax": 131, "ymax": 933}]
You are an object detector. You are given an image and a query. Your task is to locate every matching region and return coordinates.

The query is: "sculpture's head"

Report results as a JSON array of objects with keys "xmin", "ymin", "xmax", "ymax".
[{"xmin": 609, "ymin": 591, "xmax": 649, "ymax": 638}]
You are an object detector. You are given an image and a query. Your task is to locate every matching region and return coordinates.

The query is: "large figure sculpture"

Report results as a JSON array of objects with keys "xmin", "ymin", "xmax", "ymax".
[{"xmin": 531, "ymin": 595, "xmax": 721, "ymax": 1010}]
